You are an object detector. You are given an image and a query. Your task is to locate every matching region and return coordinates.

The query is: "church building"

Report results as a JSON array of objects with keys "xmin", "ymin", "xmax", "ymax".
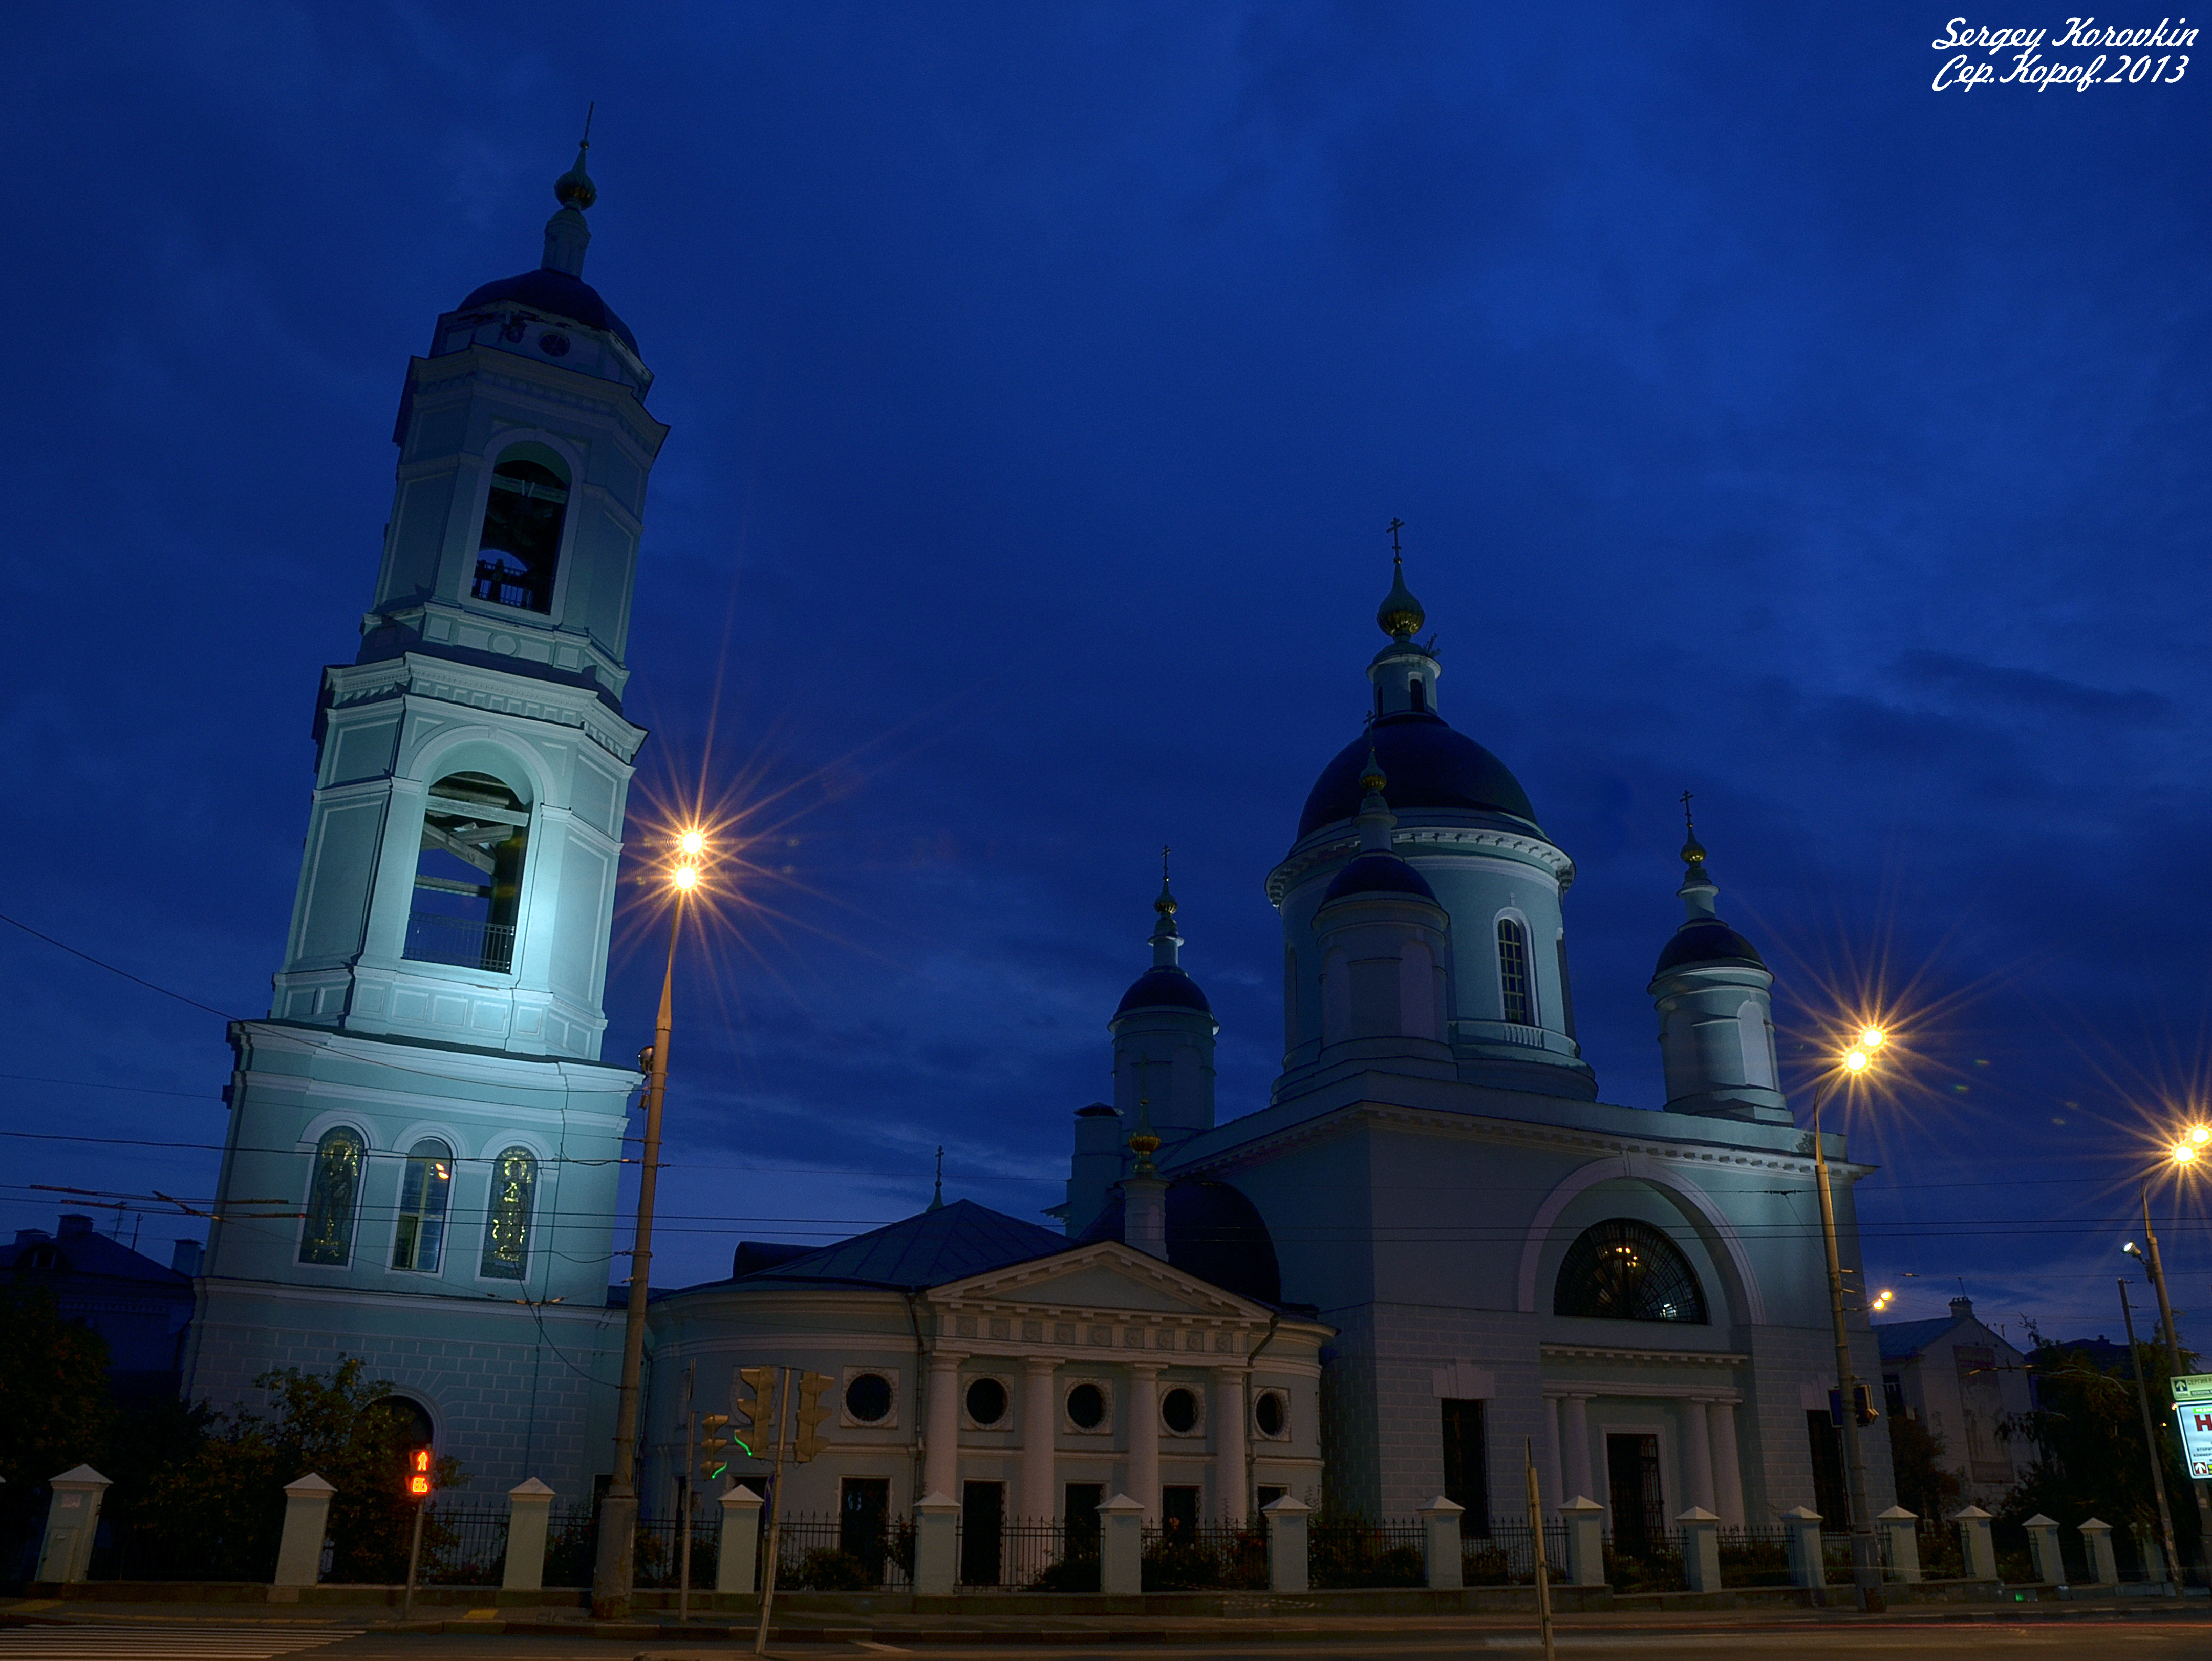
[{"xmin": 179, "ymin": 148, "xmax": 1893, "ymax": 1552}]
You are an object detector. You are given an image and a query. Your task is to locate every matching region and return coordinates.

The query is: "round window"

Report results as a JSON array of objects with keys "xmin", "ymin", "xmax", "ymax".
[
  {"xmin": 1066, "ymin": 1382, "xmax": 1106, "ymax": 1429},
  {"xmin": 1161, "ymin": 1387, "xmax": 1199, "ymax": 1434},
  {"xmin": 965, "ymin": 1376, "xmax": 1008, "ymax": 1425},
  {"xmin": 1254, "ymin": 1391, "xmax": 1285, "ymax": 1437},
  {"xmin": 844, "ymin": 1372, "xmax": 892, "ymax": 1423}
]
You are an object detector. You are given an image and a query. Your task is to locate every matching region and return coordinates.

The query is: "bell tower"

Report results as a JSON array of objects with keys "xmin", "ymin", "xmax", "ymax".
[{"xmin": 184, "ymin": 139, "xmax": 667, "ymax": 1498}]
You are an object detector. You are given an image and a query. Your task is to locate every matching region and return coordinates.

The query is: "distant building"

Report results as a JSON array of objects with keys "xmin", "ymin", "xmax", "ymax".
[
  {"xmin": 5, "ymin": 1214, "xmax": 200, "ymax": 1407},
  {"xmin": 1875, "ymin": 1296, "xmax": 2032, "ymax": 1502}
]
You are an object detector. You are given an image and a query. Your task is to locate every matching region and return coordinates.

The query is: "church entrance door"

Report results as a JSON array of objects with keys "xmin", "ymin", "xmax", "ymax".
[
  {"xmin": 961, "ymin": 1481, "xmax": 1005, "ymax": 1585},
  {"xmin": 1605, "ymin": 1433, "xmax": 1665, "ymax": 1557},
  {"xmin": 840, "ymin": 1477, "xmax": 890, "ymax": 1584}
]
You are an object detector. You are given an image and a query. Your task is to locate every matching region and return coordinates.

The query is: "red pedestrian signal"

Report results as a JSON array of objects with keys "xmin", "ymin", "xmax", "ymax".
[{"xmin": 407, "ymin": 1445, "xmax": 434, "ymax": 1498}]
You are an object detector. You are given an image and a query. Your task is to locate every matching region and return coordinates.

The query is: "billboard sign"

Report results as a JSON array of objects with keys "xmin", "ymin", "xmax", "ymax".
[{"xmin": 2173, "ymin": 1374, "xmax": 2212, "ymax": 1479}]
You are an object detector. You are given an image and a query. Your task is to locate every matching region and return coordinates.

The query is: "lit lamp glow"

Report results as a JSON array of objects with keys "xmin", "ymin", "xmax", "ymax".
[
  {"xmin": 2173, "ymin": 1140, "xmax": 2200, "ymax": 1167},
  {"xmin": 1842, "ymin": 1048, "xmax": 1870, "ymax": 1074},
  {"xmin": 679, "ymin": 828, "xmax": 706, "ymax": 857},
  {"xmin": 1857, "ymin": 1026, "xmax": 1887, "ymax": 1052},
  {"xmin": 672, "ymin": 864, "xmax": 701, "ymax": 892},
  {"xmin": 2190, "ymin": 1123, "xmax": 2211, "ymax": 1146}
]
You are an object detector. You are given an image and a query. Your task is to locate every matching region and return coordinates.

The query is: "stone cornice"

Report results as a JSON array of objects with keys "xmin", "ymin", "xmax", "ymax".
[
  {"xmin": 1541, "ymin": 1342, "xmax": 1749, "ymax": 1368},
  {"xmin": 1176, "ymin": 1097, "xmax": 1866, "ymax": 1186},
  {"xmin": 1266, "ymin": 824, "xmax": 1575, "ymax": 906},
  {"xmin": 406, "ymin": 348, "xmax": 668, "ymax": 458},
  {"xmin": 324, "ymin": 654, "xmax": 647, "ymax": 762}
]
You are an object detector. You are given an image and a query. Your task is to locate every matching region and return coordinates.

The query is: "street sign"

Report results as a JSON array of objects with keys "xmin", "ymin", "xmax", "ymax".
[{"xmin": 2174, "ymin": 1374, "xmax": 2212, "ymax": 1478}]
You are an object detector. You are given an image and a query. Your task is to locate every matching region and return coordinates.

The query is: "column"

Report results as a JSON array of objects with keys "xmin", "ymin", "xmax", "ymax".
[
  {"xmin": 1021, "ymin": 1356, "xmax": 1059, "ymax": 1522},
  {"xmin": 923, "ymin": 1350, "xmax": 965, "ymax": 1502},
  {"xmin": 1214, "ymin": 1367, "xmax": 1248, "ymax": 1524},
  {"xmin": 1706, "ymin": 1399, "xmax": 1746, "ymax": 1527},
  {"xmin": 503, "ymin": 1478, "xmax": 555, "ymax": 1592},
  {"xmin": 1561, "ymin": 1394, "xmax": 1594, "ymax": 1504},
  {"xmin": 1543, "ymin": 1398, "xmax": 1564, "ymax": 1513},
  {"xmin": 1681, "ymin": 1397, "xmax": 1715, "ymax": 1516},
  {"xmin": 1127, "ymin": 1363, "xmax": 1162, "ymax": 1523}
]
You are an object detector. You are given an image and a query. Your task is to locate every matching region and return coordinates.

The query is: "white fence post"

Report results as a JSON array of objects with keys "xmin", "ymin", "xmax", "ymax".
[
  {"xmin": 1262, "ymin": 1494, "xmax": 1309, "ymax": 1594},
  {"xmin": 35, "ymin": 1466, "xmax": 111, "ymax": 1585},
  {"xmin": 2079, "ymin": 1518, "xmax": 2117, "ymax": 1586},
  {"xmin": 1951, "ymin": 1505, "xmax": 1997, "ymax": 1581},
  {"xmin": 273, "ymin": 1473, "xmax": 336, "ymax": 1589},
  {"xmin": 502, "ymin": 1478, "xmax": 554, "ymax": 1592},
  {"xmin": 1557, "ymin": 1496, "xmax": 1605, "ymax": 1587},
  {"xmin": 717, "ymin": 1485, "xmax": 763, "ymax": 1595},
  {"xmin": 1780, "ymin": 1506, "xmax": 1824, "ymax": 1589},
  {"xmin": 1876, "ymin": 1507, "xmax": 1920, "ymax": 1583},
  {"xmin": 1098, "ymin": 1493, "xmax": 1144, "ymax": 1596},
  {"xmin": 914, "ymin": 1490, "xmax": 960, "ymax": 1596},
  {"xmin": 2023, "ymin": 1514, "xmax": 2064, "ymax": 1584},
  {"xmin": 1676, "ymin": 1507, "xmax": 1721, "ymax": 1593},
  {"xmin": 1416, "ymin": 1495, "xmax": 1463, "ymax": 1589}
]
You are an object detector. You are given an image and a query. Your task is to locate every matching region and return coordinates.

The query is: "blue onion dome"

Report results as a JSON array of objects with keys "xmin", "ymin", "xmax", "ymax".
[
  {"xmin": 1116, "ymin": 965, "xmax": 1211, "ymax": 1015},
  {"xmin": 1653, "ymin": 919, "xmax": 1767, "ymax": 975},
  {"xmin": 1323, "ymin": 851, "xmax": 1437, "ymax": 905},
  {"xmin": 1300, "ymin": 712, "xmax": 1539, "ymax": 838},
  {"xmin": 1077, "ymin": 1178, "xmax": 1281, "ymax": 1304},
  {"xmin": 457, "ymin": 269, "xmax": 638, "ymax": 353}
]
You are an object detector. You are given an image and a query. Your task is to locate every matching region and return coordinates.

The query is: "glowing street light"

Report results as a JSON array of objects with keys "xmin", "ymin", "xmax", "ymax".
[
  {"xmin": 592, "ymin": 826, "xmax": 714, "ymax": 1618},
  {"xmin": 1842, "ymin": 1048, "xmax": 1871, "ymax": 1074},
  {"xmin": 1857, "ymin": 1026, "xmax": 1886, "ymax": 1053}
]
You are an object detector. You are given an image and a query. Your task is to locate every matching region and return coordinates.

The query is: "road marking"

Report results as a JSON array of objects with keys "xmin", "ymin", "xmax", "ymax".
[
  {"xmin": 0, "ymin": 1624, "xmax": 360, "ymax": 1658},
  {"xmin": 853, "ymin": 1645, "xmax": 910, "ymax": 1654}
]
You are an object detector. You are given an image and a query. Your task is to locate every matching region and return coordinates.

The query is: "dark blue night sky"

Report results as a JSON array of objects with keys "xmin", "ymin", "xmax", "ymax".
[{"xmin": 2, "ymin": 5, "xmax": 2206, "ymax": 1341}]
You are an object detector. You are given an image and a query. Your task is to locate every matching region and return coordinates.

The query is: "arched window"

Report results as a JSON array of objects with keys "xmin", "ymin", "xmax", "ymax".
[
  {"xmin": 404, "ymin": 771, "xmax": 528, "ymax": 973},
  {"xmin": 392, "ymin": 1139, "xmax": 454, "ymax": 1272},
  {"xmin": 1497, "ymin": 918, "xmax": 1533, "ymax": 1026},
  {"xmin": 1553, "ymin": 1218, "xmax": 1708, "ymax": 1323},
  {"xmin": 479, "ymin": 1146, "xmax": 538, "ymax": 1281},
  {"xmin": 1409, "ymin": 677, "xmax": 1426, "ymax": 712},
  {"xmin": 299, "ymin": 1126, "xmax": 366, "ymax": 1266},
  {"xmin": 473, "ymin": 449, "xmax": 568, "ymax": 613},
  {"xmin": 1737, "ymin": 999, "xmax": 1775, "ymax": 1089}
]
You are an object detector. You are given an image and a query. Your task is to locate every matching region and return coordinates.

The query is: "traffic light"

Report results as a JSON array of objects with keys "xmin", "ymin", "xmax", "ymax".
[
  {"xmin": 792, "ymin": 1372, "xmax": 834, "ymax": 1463},
  {"xmin": 405, "ymin": 1445, "xmax": 434, "ymax": 1498},
  {"xmin": 699, "ymin": 1412, "xmax": 732, "ymax": 1479},
  {"xmin": 737, "ymin": 1366, "xmax": 780, "ymax": 1457},
  {"xmin": 1827, "ymin": 1386, "xmax": 1879, "ymax": 1428}
]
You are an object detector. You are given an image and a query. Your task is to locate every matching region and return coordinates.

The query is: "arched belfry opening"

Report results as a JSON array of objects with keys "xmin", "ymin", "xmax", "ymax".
[
  {"xmin": 404, "ymin": 771, "xmax": 530, "ymax": 973},
  {"xmin": 473, "ymin": 444, "xmax": 570, "ymax": 613}
]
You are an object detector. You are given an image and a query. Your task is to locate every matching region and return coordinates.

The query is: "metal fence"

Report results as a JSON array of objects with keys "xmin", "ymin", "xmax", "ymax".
[
  {"xmin": 769, "ymin": 1509, "xmax": 913, "ymax": 1591},
  {"xmin": 1308, "ymin": 1517, "xmax": 1426, "ymax": 1589},
  {"xmin": 1141, "ymin": 1522, "xmax": 1263, "ymax": 1593},
  {"xmin": 1461, "ymin": 1521, "xmax": 1568, "ymax": 1586},
  {"xmin": 412, "ymin": 1503, "xmax": 509, "ymax": 1586},
  {"xmin": 1714, "ymin": 1524, "xmax": 1795, "ymax": 1588},
  {"xmin": 1602, "ymin": 1529, "xmax": 1686, "ymax": 1593}
]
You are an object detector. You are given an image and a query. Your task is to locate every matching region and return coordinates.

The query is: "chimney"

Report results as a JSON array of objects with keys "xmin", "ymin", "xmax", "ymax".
[
  {"xmin": 57, "ymin": 1214, "xmax": 94, "ymax": 1237},
  {"xmin": 1949, "ymin": 1295, "xmax": 1974, "ymax": 1321},
  {"xmin": 170, "ymin": 1239, "xmax": 204, "ymax": 1277}
]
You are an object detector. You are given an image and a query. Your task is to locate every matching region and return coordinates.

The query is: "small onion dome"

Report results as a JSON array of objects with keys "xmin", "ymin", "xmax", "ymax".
[
  {"xmin": 1115, "ymin": 965, "xmax": 1212, "ymax": 1015},
  {"xmin": 554, "ymin": 142, "xmax": 597, "ymax": 210},
  {"xmin": 1323, "ymin": 851, "xmax": 1437, "ymax": 905},
  {"xmin": 1377, "ymin": 557, "xmax": 1425, "ymax": 641},
  {"xmin": 1652, "ymin": 918, "xmax": 1767, "ymax": 976}
]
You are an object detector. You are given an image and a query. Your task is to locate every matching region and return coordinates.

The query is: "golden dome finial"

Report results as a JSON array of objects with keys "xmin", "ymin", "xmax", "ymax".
[
  {"xmin": 1680, "ymin": 789, "xmax": 1707, "ymax": 872},
  {"xmin": 1359, "ymin": 738, "xmax": 1388, "ymax": 799},
  {"xmin": 1375, "ymin": 519, "xmax": 1425, "ymax": 641},
  {"xmin": 554, "ymin": 103, "xmax": 597, "ymax": 211},
  {"xmin": 1154, "ymin": 844, "xmax": 1177, "ymax": 918}
]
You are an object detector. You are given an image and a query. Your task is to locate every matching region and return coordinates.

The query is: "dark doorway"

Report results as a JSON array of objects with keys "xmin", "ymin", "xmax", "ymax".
[
  {"xmin": 1804, "ymin": 1408, "xmax": 1849, "ymax": 1526},
  {"xmin": 1256, "ymin": 1485, "xmax": 1286, "ymax": 1513},
  {"xmin": 960, "ymin": 1480, "xmax": 1004, "ymax": 1586},
  {"xmin": 840, "ymin": 1477, "xmax": 890, "ymax": 1584},
  {"xmin": 1161, "ymin": 1485, "xmax": 1201, "ymax": 1540},
  {"xmin": 1060, "ymin": 1483, "xmax": 1102, "ymax": 1590},
  {"xmin": 1606, "ymin": 1433, "xmax": 1665, "ymax": 1557},
  {"xmin": 1439, "ymin": 1398, "xmax": 1490, "ymax": 1535}
]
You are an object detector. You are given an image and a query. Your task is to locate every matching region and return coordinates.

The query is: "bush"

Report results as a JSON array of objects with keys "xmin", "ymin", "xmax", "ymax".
[{"xmin": 787, "ymin": 1546, "xmax": 872, "ymax": 1590}]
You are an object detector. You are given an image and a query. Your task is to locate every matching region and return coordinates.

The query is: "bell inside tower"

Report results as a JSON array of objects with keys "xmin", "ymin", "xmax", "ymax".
[{"xmin": 403, "ymin": 771, "xmax": 531, "ymax": 973}]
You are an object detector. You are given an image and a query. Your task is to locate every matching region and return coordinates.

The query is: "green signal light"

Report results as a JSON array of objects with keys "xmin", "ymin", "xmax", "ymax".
[
  {"xmin": 707, "ymin": 1462, "xmax": 727, "ymax": 1479},
  {"xmin": 734, "ymin": 1437, "xmax": 754, "ymax": 1457}
]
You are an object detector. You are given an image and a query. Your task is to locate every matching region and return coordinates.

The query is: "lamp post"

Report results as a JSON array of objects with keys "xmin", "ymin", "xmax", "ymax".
[
  {"xmin": 1810, "ymin": 1025, "xmax": 1886, "ymax": 1612},
  {"xmin": 2125, "ymin": 1124, "xmax": 2211, "ymax": 1588},
  {"xmin": 591, "ymin": 829, "xmax": 708, "ymax": 1620}
]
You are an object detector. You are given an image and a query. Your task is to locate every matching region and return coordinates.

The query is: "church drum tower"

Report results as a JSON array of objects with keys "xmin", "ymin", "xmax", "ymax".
[{"xmin": 184, "ymin": 142, "xmax": 665, "ymax": 1497}]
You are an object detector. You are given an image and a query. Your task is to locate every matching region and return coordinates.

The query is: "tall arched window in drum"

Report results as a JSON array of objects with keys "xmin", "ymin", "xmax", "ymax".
[
  {"xmin": 1554, "ymin": 1218, "xmax": 1708, "ymax": 1323},
  {"xmin": 480, "ymin": 1146, "xmax": 538, "ymax": 1281},
  {"xmin": 1497, "ymin": 918, "xmax": 1533, "ymax": 1026},
  {"xmin": 392, "ymin": 1139, "xmax": 454, "ymax": 1272}
]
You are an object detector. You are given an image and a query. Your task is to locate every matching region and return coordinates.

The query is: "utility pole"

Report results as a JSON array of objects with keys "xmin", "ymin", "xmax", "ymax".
[
  {"xmin": 1810, "ymin": 1075, "xmax": 1883, "ymax": 1611},
  {"xmin": 2139, "ymin": 1184, "xmax": 2211, "ymax": 1584},
  {"xmin": 2118, "ymin": 1279, "xmax": 2183, "ymax": 1589}
]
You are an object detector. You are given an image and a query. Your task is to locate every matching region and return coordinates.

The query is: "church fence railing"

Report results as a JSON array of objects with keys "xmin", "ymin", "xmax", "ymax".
[
  {"xmin": 1713, "ymin": 1524, "xmax": 1795, "ymax": 1587},
  {"xmin": 632, "ymin": 1514, "xmax": 718, "ymax": 1590},
  {"xmin": 1307, "ymin": 1517, "xmax": 1426, "ymax": 1588},
  {"xmin": 1600, "ymin": 1529, "xmax": 1686, "ymax": 1593},
  {"xmin": 772, "ymin": 1510, "xmax": 912, "ymax": 1592},
  {"xmin": 1461, "ymin": 1521, "xmax": 1568, "ymax": 1585},
  {"xmin": 412, "ymin": 1502, "xmax": 509, "ymax": 1586}
]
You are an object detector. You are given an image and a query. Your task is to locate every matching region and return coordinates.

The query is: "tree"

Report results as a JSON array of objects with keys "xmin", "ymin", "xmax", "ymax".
[
  {"xmin": 1888, "ymin": 1413, "xmax": 1961, "ymax": 1524},
  {"xmin": 2001, "ymin": 1334, "xmax": 2201, "ymax": 1571},
  {"xmin": 0, "ymin": 1289, "xmax": 117, "ymax": 1553},
  {"xmin": 138, "ymin": 1358, "xmax": 466, "ymax": 1583}
]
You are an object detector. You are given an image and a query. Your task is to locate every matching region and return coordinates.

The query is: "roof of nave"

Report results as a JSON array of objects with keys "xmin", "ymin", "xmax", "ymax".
[{"xmin": 713, "ymin": 1199, "xmax": 1070, "ymax": 1293}]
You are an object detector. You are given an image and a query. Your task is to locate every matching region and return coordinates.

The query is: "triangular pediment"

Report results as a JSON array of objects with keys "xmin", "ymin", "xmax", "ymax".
[{"xmin": 931, "ymin": 1242, "xmax": 1268, "ymax": 1321}]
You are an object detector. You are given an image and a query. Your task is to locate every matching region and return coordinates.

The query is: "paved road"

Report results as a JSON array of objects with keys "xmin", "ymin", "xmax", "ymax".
[
  {"xmin": 0, "ymin": 1626, "xmax": 359, "ymax": 1659},
  {"xmin": 6, "ymin": 1619, "xmax": 2208, "ymax": 1660}
]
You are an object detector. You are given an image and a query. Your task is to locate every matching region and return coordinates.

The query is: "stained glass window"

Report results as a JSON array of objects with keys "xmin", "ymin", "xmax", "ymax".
[
  {"xmin": 1553, "ymin": 1218, "xmax": 1708, "ymax": 1323},
  {"xmin": 392, "ymin": 1138, "xmax": 454, "ymax": 1273},
  {"xmin": 298, "ymin": 1126, "xmax": 366, "ymax": 1266},
  {"xmin": 480, "ymin": 1146, "xmax": 537, "ymax": 1281}
]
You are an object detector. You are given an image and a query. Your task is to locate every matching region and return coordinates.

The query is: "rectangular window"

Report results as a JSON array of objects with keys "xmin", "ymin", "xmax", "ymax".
[
  {"xmin": 960, "ymin": 1481, "xmax": 1004, "ymax": 1586},
  {"xmin": 1497, "ymin": 920, "xmax": 1532, "ymax": 1026},
  {"xmin": 1440, "ymin": 1398, "xmax": 1491, "ymax": 1534},
  {"xmin": 1804, "ymin": 1408, "xmax": 1849, "ymax": 1526}
]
